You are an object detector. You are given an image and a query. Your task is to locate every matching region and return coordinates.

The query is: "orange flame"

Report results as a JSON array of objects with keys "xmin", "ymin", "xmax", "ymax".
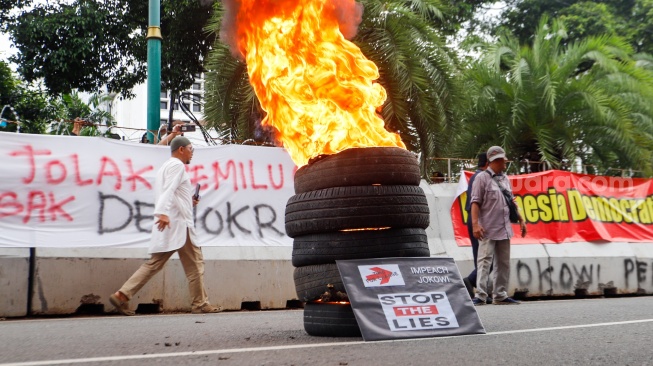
[{"xmin": 233, "ymin": 0, "xmax": 405, "ymax": 166}]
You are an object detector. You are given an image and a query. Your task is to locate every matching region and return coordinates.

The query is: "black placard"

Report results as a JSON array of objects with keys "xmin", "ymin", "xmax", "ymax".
[{"xmin": 337, "ymin": 257, "xmax": 485, "ymax": 341}]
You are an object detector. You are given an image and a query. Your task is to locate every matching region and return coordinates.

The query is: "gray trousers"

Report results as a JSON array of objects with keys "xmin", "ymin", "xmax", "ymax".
[{"xmin": 476, "ymin": 238, "xmax": 511, "ymax": 301}]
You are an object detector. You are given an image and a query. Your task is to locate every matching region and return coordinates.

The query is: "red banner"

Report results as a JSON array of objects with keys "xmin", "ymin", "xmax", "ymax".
[{"xmin": 451, "ymin": 170, "xmax": 653, "ymax": 245}]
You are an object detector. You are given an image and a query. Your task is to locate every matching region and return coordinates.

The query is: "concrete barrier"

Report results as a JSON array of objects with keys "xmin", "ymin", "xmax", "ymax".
[
  {"xmin": 624, "ymin": 243, "xmax": 653, "ymax": 294},
  {"xmin": 31, "ymin": 246, "xmax": 294, "ymax": 315},
  {"xmin": 2, "ymin": 181, "xmax": 652, "ymax": 317},
  {"xmin": 0, "ymin": 248, "xmax": 30, "ymax": 317}
]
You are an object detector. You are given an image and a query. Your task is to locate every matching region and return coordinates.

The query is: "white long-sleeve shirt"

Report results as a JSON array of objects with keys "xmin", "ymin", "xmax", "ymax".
[{"xmin": 149, "ymin": 157, "xmax": 198, "ymax": 253}]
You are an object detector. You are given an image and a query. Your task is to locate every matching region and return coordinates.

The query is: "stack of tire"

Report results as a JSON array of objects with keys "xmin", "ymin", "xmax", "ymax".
[{"xmin": 285, "ymin": 147, "xmax": 431, "ymax": 337}]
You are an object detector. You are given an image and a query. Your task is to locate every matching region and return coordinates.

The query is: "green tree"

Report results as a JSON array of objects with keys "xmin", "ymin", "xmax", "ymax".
[
  {"xmin": 0, "ymin": 0, "xmax": 28, "ymax": 27},
  {"xmin": 0, "ymin": 60, "xmax": 115, "ymax": 135},
  {"xmin": 459, "ymin": 17, "xmax": 653, "ymax": 175},
  {"xmin": 204, "ymin": 0, "xmax": 462, "ymax": 176},
  {"xmin": 48, "ymin": 92, "xmax": 117, "ymax": 136},
  {"xmin": 630, "ymin": 0, "xmax": 653, "ymax": 54},
  {"xmin": 6, "ymin": 0, "xmax": 214, "ymax": 98},
  {"xmin": 429, "ymin": 0, "xmax": 498, "ymax": 36},
  {"xmin": 500, "ymin": 0, "xmax": 653, "ymax": 54},
  {"xmin": 0, "ymin": 60, "xmax": 54, "ymax": 134},
  {"xmin": 159, "ymin": 0, "xmax": 215, "ymax": 126},
  {"xmin": 0, "ymin": 61, "xmax": 20, "ymax": 131},
  {"xmin": 8, "ymin": 0, "xmax": 145, "ymax": 97},
  {"xmin": 0, "ymin": 60, "xmax": 17, "ymax": 107}
]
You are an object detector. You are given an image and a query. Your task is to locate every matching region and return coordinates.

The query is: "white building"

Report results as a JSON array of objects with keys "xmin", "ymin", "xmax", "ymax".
[{"xmin": 107, "ymin": 74, "xmax": 222, "ymax": 146}]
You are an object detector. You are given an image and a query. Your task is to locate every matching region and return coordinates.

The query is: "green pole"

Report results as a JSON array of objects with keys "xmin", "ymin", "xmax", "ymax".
[{"xmin": 146, "ymin": 0, "xmax": 162, "ymax": 144}]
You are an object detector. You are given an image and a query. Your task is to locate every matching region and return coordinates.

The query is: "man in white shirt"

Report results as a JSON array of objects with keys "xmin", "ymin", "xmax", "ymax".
[{"xmin": 109, "ymin": 136, "xmax": 222, "ymax": 315}]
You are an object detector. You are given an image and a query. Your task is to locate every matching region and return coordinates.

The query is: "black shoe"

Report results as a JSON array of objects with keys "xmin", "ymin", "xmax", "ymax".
[
  {"xmin": 486, "ymin": 297, "xmax": 493, "ymax": 305},
  {"xmin": 463, "ymin": 277, "xmax": 474, "ymax": 299}
]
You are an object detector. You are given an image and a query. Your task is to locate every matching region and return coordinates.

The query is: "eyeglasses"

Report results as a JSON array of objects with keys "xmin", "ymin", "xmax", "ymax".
[{"xmin": 184, "ymin": 145, "xmax": 194, "ymax": 152}]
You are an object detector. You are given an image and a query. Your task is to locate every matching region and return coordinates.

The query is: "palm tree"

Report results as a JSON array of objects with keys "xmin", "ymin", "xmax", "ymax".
[
  {"xmin": 203, "ymin": 0, "xmax": 461, "ymax": 175},
  {"xmin": 49, "ymin": 92, "xmax": 116, "ymax": 136},
  {"xmin": 459, "ymin": 17, "xmax": 653, "ymax": 175}
]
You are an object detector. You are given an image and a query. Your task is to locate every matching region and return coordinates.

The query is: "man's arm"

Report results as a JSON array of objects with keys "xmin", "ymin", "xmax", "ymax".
[
  {"xmin": 470, "ymin": 173, "xmax": 487, "ymax": 239},
  {"xmin": 158, "ymin": 124, "xmax": 182, "ymax": 145},
  {"xmin": 506, "ymin": 177, "xmax": 527, "ymax": 237},
  {"xmin": 153, "ymin": 163, "xmax": 185, "ymax": 231},
  {"xmin": 518, "ymin": 210, "xmax": 527, "ymax": 237},
  {"xmin": 471, "ymin": 202, "xmax": 485, "ymax": 239}
]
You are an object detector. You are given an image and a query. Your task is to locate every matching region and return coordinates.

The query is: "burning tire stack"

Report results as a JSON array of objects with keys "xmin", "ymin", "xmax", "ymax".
[{"xmin": 285, "ymin": 147, "xmax": 431, "ymax": 337}]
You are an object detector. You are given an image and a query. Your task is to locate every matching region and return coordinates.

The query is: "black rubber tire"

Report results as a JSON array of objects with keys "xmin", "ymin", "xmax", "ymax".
[
  {"xmin": 303, "ymin": 302, "xmax": 361, "ymax": 337},
  {"xmin": 285, "ymin": 185, "xmax": 430, "ymax": 238},
  {"xmin": 294, "ymin": 147, "xmax": 421, "ymax": 194},
  {"xmin": 292, "ymin": 228, "xmax": 430, "ymax": 267},
  {"xmin": 294, "ymin": 264, "xmax": 345, "ymax": 302}
]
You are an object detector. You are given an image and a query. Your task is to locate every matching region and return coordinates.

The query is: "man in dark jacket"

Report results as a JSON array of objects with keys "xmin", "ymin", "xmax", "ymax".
[{"xmin": 463, "ymin": 153, "xmax": 488, "ymax": 300}]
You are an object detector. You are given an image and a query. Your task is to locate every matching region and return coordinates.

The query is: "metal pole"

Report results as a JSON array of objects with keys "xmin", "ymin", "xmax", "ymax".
[
  {"xmin": 146, "ymin": 0, "xmax": 162, "ymax": 144},
  {"xmin": 447, "ymin": 158, "xmax": 451, "ymax": 182},
  {"xmin": 26, "ymin": 247, "xmax": 35, "ymax": 315}
]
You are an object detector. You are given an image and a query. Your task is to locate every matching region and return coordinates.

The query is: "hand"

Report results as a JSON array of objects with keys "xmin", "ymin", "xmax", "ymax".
[
  {"xmin": 171, "ymin": 124, "xmax": 182, "ymax": 135},
  {"xmin": 72, "ymin": 118, "xmax": 84, "ymax": 135},
  {"xmin": 473, "ymin": 223, "xmax": 485, "ymax": 240},
  {"xmin": 192, "ymin": 198, "xmax": 199, "ymax": 207},
  {"xmin": 155, "ymin": 214, "xmax": 170, "ymax": 231},
  {"xmin": 520, "ymin": 221, "xmax": 527, "ymax": 238}
]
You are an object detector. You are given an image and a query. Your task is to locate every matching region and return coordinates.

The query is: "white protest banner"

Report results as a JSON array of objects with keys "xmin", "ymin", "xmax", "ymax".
[{"xmin": 0, "ymin": 132, "xmax": 296, "ymax": 248}]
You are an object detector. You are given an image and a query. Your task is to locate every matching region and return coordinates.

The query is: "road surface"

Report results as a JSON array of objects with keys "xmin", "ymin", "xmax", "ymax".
[{"xmin": 1, "ymin": 296, "xmax": 652, "ymax": 366}]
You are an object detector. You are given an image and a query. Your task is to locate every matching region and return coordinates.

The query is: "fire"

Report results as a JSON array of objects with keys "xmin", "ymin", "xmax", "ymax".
[{"xmin": 233, "ymin": 0, "xmax": 405, "ymax": 166}]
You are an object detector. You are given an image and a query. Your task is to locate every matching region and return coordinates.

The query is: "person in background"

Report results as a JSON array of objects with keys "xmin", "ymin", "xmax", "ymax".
[
  {"xmin": 158, "ymin": 121, "xmax": 184, "ymax": 146},
  {"xmin": 463, "ymin": 153, "xmax": 489, "ymax": 301},
  {"xmin": 109, "ymin": 136, "xmax": 222, "ymax": 315},
  {"xmin": 140, "ymin": 132, "xmax": 150, "ymax": 144},
  {"xmin": 470, "ymin": 146, "xmax": 527, "ymax": 306}
]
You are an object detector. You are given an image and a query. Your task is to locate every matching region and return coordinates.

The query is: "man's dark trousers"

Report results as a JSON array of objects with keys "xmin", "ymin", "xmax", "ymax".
[{"xmin": 466, "ymin": 219, "xmax": 480, "ymax": 285}]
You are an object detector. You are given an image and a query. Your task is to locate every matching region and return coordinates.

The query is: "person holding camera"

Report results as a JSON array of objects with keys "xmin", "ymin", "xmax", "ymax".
[
  {"xmin": 157, "ymin": 121, "xmax": 184, "ymax": 146},
  {"xmin": 109, "ymin": 136, "xmax": 222, "ymax": 315},
  {"xmin": 470, "ymin": 146, "xmax": 526, "ymax": 306},
  {"xmin": 158, "ymin": 120, "xmax": 196, "ymax": 145}
]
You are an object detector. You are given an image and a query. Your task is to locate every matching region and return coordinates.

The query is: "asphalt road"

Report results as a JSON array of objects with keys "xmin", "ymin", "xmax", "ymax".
[{"xmin": 1, "ymin": 296, "xmax": 652, "ymax": 366}]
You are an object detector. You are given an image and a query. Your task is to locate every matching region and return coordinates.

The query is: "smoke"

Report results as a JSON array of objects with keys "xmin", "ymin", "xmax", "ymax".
[
  {"xmin": 219, "ymin": 0, "xmax": 244, "ymax": 59},
  {"xmin": 219, "ymin": 0, "xmax": 364, "ymax": 59},
  {"xmin": 328, "ymin": 0, "xmax": 364, "ymax": 40}
]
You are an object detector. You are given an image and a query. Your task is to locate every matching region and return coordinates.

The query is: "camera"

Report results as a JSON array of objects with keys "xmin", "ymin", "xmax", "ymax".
[{"xmin": 180, "ymin": 124, "xmax": 196, "ymax": 132}]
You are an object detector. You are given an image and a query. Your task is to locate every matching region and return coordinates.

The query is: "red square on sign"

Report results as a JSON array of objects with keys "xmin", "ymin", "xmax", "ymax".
[{"xmin": 393, "ymin": 305, "xmax": 439, "ymax": 316}]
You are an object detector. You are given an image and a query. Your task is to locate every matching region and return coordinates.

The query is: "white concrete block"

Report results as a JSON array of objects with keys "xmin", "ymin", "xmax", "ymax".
[
  {"xmin": 0, "ymin": 248, "xmax": 30, "ymax": 317},
  {"xmin": 544, "ymin": 242, "xmax": 638, "ymax": 295},
  {"xmin": 626, "ymin": 243, "xmax": 653, "ymax": 294}
]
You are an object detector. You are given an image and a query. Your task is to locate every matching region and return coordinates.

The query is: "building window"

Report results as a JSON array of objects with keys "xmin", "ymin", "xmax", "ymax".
[
  {"xmin": 172, "ymin": 102, "xmax": 179, "ymax": 111},
  {"xmin": 160, "ymin": 101, "xmax": 167, "ymax": 110},
  {"xmin": 160, "ymin": 90, "xmax": 167, "ymax": 98},
  {"xmin": 192, "ymin": 82, "xmax": 201, "ymax": 90},
  {"xmin": 193, "ymin": 104, "xmax": 201, "ymax": 112}
]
